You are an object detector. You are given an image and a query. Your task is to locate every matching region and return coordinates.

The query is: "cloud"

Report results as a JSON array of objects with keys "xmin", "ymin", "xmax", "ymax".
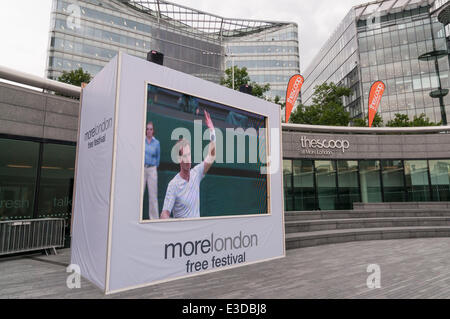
[{"xmin": 0, "ymin": 0, "xmax": 52, "ymax": 76}]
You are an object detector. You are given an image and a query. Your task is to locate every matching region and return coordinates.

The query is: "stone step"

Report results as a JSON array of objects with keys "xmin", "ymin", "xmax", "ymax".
[
  {"xmin": 285, "ymin": 226, "xmax": 450, "ymax": 250},
  {"xmin": 353, "ymin": 202, "xmax": 450, "ymax": 210},
  {"xmin": 284, "ymin": 209, "xmax": 450, "ymax": 221},
  {"xmin": 285, "ymin": 217, "xmax": 450, "ymax": 233}
]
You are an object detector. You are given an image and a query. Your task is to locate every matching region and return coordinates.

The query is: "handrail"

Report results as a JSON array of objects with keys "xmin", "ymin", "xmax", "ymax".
[
  {"xmin": 282, "ymin": 123, "xmax": 450, "ymax": 134},
  {"xmin": 0, "ymin": 65, "xmax": 81, "ymax": 98}
]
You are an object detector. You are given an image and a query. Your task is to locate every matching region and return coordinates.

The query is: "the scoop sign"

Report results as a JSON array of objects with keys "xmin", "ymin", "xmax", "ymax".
[
  {"xmin": 368, "ymin": 81, "xmax": 385, "ymax": 127},
  {"xmin": 285, "ymin": 75, "xmax": 304, "ymax": 123}
]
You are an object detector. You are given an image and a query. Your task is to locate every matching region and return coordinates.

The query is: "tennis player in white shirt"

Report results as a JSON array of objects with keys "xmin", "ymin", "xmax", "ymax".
[{"xmin": 160, "ymin": 110, "xmax": 216, "ymax": 219}]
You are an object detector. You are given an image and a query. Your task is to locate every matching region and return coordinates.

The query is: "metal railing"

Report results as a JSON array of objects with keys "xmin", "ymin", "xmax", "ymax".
[
  {"xmin": 0, "ymin": 65, "xmax": 81, "ymax": 98},
  {"xmin": 0, "ymin": 219, "xmax": 65, "ymax": 256}
]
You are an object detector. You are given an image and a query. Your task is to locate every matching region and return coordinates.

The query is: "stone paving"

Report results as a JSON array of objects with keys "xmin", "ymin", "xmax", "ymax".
[{"xmin": 1, "ymin": 238, "xmax": 449, "ymax": 299}]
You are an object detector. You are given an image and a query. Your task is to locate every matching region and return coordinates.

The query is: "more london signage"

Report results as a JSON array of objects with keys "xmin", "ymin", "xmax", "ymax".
[{"xmin": 299, "ymin": 136, "xmax": 351, "ymax": 156}]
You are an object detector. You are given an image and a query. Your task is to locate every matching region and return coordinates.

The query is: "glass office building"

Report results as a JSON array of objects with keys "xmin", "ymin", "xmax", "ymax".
[
  {"xmin": 302, "ymin": 0, "xmax": 450, "ymax": 123},
  {"xmin": 46, "ymin": 0, "xmax": 300, "ymax": 100}
]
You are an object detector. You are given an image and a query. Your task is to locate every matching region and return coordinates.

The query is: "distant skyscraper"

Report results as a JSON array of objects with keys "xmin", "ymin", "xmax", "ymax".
[
  {"xmin": 47, "ymin": 0, "xmax": 300, "ymax": 100},
  {"xmin": 303, "ymin": 0, "xmax": 450, "ymax": 124}
]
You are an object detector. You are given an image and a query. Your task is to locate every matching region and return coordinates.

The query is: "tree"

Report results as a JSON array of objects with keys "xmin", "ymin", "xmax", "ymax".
[
  {"xmin": 386, "ymin": 113, "xmax": 440, "ymax": 127},
  {"xmin": 289, "ymin": 82, "xmax": 351, "ymax": 126},
  {"xmin": 386, "ymin": 113, "xmax": 410, "ymax": 127},
  {"xmin": 273, "ymin": 95, "xmax": 284, "ymax": 108},
  {"xmin": 352, "ymin": 113, "xmax": 383, "ymax": 127},
  {"xmin": 220, "ymin": 66, "xmax": 270, "ymax": 99},
  {"xmin": 411, "ymin": 113, "xmax": 440, "ymax": 127},
  {"xmin": 57, "ymin": 68, "xmax": 92, "ymax": 87}
]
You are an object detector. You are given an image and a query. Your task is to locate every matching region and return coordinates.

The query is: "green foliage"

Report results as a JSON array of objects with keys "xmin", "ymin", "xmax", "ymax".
[
  {"xmin": 386, "ymin": 113, "xmax": 440, "ymax": 127},
  {"xmin": 220, "ymin": 66, "xmax": 270, "ymax": 99},
  {"xmin": 352, "ymin": 113, "xmax": 384, "ymax": 127},
  {"xmin": 411, "ymin": 113, "xmax": 440, "ymax": 127},
  {"xmin": 386, "ymin": 113, "xmax": 410, "ymax": 127},
  {"xmin": 267, "ymin": 95, "xmax": 285, "ymax": 108},
  {"xmin": 289, "ymin": 82, "xmax": 351, "ymax": 126},
  {"xmin": 251, "ymin": 82, "xmax": 271, "ymax": 99},
  {"xmin": 57, "ymin": 68, "xmax": 92, "ymax": 87},
  {"xmin": 386, "ymin": 113, "xmax": 441, "ymax": 127}
]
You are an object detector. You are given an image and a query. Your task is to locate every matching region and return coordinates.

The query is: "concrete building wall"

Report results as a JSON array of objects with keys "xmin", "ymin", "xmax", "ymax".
[{"xmin": 0, "ymin": 82, "xmax": 79, "ymax": 142}]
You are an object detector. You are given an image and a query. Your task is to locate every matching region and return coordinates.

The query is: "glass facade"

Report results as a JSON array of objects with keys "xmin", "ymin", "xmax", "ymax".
[
  {"xmin": 302, "ymin": 0, "xmax": 450, "ymax": 124},
  {"xmin": 0, "ymin": 137, "xmax": 75, "ymax": 223},
  {"xmin": 47, "ymin": 0, "xmax": 300, "ymax": 99},
  {"xmin": 283, "ymin": 158, "xmax": 450, "ymax": 211},
  {"xmin": 303, "ymin": 9, "xmax": 360, "ymax": 117},
  {"xmin": 225, "ymin": 25, "xmax": 300, "ymax": 100},
  {"xmin": 358, "ymin": 7, "xmax": 449, "ymax": 123}
]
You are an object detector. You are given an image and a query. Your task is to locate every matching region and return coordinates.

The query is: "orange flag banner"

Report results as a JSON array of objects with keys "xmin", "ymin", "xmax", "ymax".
[
  {"xmin": 285, "ymin": 75, "xmax": 304, "ymax": 123},
  {"xmin": 368, "ymin": 81, "xmax": 385, "ymax": 127}
]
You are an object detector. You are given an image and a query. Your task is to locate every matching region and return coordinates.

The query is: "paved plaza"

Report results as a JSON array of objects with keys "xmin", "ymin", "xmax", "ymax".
[{"xmin": 1, "ymin": 238, "xmax": 450, "ymax": 299}]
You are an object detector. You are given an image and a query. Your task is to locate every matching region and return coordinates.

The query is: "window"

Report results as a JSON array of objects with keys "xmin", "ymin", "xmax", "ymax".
[
  {"xmin": 315, "ymin": 161, "xmax": 337, "ymax": 210},
  {"xmin": 391, "ymin": 30, "xmax": 400, "ymax": 46},
  {"xmin": 415, "ymin": 25, "xmax": 426, "ymax": 42},
  {"xmin": 382, "ymin": 32, "xmax": 392, "ymax": 48},
  {"xmin": 376, "ymin": 49, "xmax": 385, "ymax": 65},
  {"xmin": 0, "ymin": 139, "xmax": 39, "ymax": 220},
  {"xmin": 37, "ymin": 144, "xmax": 76, "ymax": 219},
  {"xmin": 400, "ymin": 45, "xmax": 410, "ymax": 60},
  {"xmin": 368, "ymin": 51, "xmax": 377, "ymax": 66},
  {"xmin": 375, "ymin": 34, "xmax": 384, "ymax": 50},
  {"xmin": 407, "ymin": 27, "xmax": 416, "ymax": 43},
  {"xmin": 359, "ymin": 160, "xmax": 382, "ymax": 203},
  {"xmin": 0, "ymin": 138, "xmax": 76, "ymax": 223},
  {"xmin": 429, "ymin": 159, "xmax": 450, "ymax": 201},
  {"xmin": 283, "ymin": 160, "xmax": 293, "ymax": 211},
  {"xmin": 360, "ymin": 52, "xmax": 369, "ymax": 68},
  {"xmin": 398, "ymin": 28, "xmax": 408, "ymax": 45},
  {"xmin": 382, "ymin": 160, "xmax": 406, "ymax": 202},
  {"xmin": 392, "ymin": 46, "xmax": 401, "ymax": 62},
  {"xmin": 359, "ymin": 37, "xmax": 368, "ymax": 52},
  {"xmin": 293, "ymin": 160, "xmax": 316, "ymax": 211},
  {"xmin": 337, "ymin": 161, "xmax": 360, "ymax": 209},
  {"xmin": 404, "ymin": 160, "xmax": 431, "ymax": 201},
  {"xmin": 384, "ymin": 47, "xmax": 393, "ymax": 64}
]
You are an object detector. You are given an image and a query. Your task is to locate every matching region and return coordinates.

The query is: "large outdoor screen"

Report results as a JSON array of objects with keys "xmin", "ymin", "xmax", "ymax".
[
  {"xmin": 141, "ymin": 83, "xmax": 269, "ymax": 221},
  {"xmin": 72, "ymin": 53, "xmax": 284, "ymax": 294}
]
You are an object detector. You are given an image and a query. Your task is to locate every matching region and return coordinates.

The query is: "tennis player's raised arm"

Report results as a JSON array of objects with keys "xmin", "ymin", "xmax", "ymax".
[{"xmin": 204, "ymin": 110, "xmax": 216, "ymax": 175}]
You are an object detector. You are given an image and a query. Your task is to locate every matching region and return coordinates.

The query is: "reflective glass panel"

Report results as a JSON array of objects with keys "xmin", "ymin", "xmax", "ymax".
[
  {"xmin": 359, "ymin": 160, "xmax": 382, "ymax": 203},
  {"xmin": 429, "ymin": 159, "xmax": 450, "ymax": 201},
  {"xmin": 315, "ymin": 161, "xmax": 337, "ymax": 210},
  {"xmin": 404, "ymin": 160, "xmax": 431, "ymax": 201},
  {"xmin": 37, "ymin": 144, "xmax": 76, "ymax": 220},
  {"xmin": 337, "ymin": 161, "xmax": 360, "ymax": 209},
  {"xmin": 382, "ymin": 160, "xmax": 406, "ymax": 202},
  {"xmin": 283, "ymin": 160, "xmax": 293, "ymax": 211},
  {"xmin": 293, "ymin": 160, "xmax": 316, "ymax": 211},
  {"xmin": 0, "ymin": 139, "xmax": 39, "ymax": 220}
]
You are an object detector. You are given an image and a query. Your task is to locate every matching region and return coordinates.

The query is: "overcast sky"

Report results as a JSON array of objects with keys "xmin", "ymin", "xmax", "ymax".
[{"xmin": 0, "ymin": 0, "xmax": 368, "ymax": 78}]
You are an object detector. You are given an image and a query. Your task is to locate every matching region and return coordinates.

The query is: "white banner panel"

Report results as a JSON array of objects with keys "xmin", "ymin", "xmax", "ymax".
[
  {"xmin": 106, "ymin": 54, "xmax": 284, "ymax": 293},
  {"xmin": 71, "ymin": 56, "xmax": 118, "ymax": 291}
]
